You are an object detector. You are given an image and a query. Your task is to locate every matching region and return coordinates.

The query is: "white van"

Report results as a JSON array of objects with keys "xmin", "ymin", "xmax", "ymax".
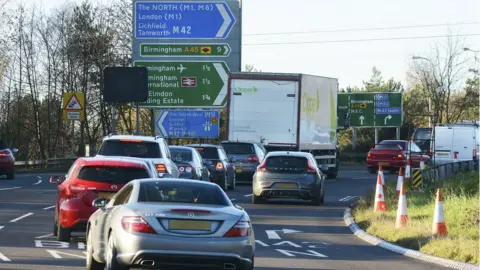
[{"xmin": 431, "ymin": 121, "xmax": 479, "ymax": 164}]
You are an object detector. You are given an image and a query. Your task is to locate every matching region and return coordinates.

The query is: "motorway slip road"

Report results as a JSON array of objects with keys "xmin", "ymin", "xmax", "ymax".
[{"xmin": 0, "ymin": 166, "xmax": 450, "ymax": 270}]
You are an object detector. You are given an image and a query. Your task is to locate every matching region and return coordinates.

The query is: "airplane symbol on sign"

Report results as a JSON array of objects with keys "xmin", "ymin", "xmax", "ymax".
[{"xmin": 177, "ymin": 64, "xmax": 186, "ymax": 73}]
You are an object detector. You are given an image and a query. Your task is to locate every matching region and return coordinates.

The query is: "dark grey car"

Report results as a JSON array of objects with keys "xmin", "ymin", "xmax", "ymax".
[
  {"xmin": 220, "ymin": 141, "xmax": 266, "ymax": 182},
  {"xmin": 169, "ymin": 146, "xmax": 210, "ymax": 181},
  {"xmin": 252, "ymin": 151, "xmax": 327, "ymax": 205}
]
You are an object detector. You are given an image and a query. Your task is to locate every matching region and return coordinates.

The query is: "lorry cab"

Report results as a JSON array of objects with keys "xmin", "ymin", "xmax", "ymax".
[{"xmin": 431, "ymin": 121, "xmax": 479, "ymax": 164}]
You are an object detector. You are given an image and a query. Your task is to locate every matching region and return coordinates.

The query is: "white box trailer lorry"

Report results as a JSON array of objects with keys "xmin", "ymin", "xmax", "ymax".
[
  {"xmin": 226, "ymin": 72, "xmax": 340, "ymax": 178},
  {"xmin": 431, "ymin": 120, "xmax": 479, "ymax": 164}
]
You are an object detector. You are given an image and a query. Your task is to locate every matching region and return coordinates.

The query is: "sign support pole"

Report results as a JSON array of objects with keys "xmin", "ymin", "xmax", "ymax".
[
  {"xmin": 110, "ymin": 103, "xmax": 117, "ymax": 134},
  {"xmin": 136, "ymin": 102, "xmax": 141, "ymax": 135},
  {"xmin": 71, "ymin": 122, "xmax": 75, "ymax": 156},
  {"xmin": 396, "ymin": 127, "xmax": 400, "ymax": 139},
  {"xmin": 374, "ymin": 128, "xmax": 379, "ymax": 144},
  {"xmin": 352, "ymin": 128, "xmax": 356, "ymax": 151}
]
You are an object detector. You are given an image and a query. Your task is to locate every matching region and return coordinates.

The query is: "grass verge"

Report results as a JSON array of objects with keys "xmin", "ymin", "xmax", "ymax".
[{"xmin": 352, "ymin": 171, "xmax": 479, "ymax": 264}]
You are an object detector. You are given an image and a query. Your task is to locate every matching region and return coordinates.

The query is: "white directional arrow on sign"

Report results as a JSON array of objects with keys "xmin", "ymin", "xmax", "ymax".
[
  {"xmin": 384, "ymin": 114, "xmax": 392, "ymax": 125},
  {"xmin": 223, "ymin": 45, "xmax": 230, "ymax": 55},
  {"xmin": 212, "ymin": 63, "xmax": 228, "ymax": 105},
  {"xmin": 215, "ymin": 4, "xmax": 233, "ymax": 38},
  {"xmin": 266, "ymin": 229, "xmax": 302, "ymax": 240},
  {"xmin": 156, "ymin": 111, "xmax": 168, "ymax": 136},
  {"xmin": 359, "ymin": 115, "xmax": 364, "ymax": 125}
]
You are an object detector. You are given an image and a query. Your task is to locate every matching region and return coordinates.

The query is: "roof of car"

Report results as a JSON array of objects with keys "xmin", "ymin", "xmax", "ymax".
[
  {"xmin": 169, "ymin": 146, "xmax": 196, "ymax": 151},
  {"xmin": 131, "ymin": 177, "xmax": 219, "ymax": 187},
  {"xmin": 220, "ymin": 140, "xmax": 259, "ymax": 145},
  {"xmin": 78, "ymin": 156, "xmax": 149, "ymax": 167},
  {"xmin": 102, "ymin": 135, "xmax": 165, "ymax": 143},
  {"xmin": 265, "ymin": 151, "xmax": 312, "ymax": 158},
  {"xmin": 186, "ymin": 144, "xmax": 221, "ymax": 148}
]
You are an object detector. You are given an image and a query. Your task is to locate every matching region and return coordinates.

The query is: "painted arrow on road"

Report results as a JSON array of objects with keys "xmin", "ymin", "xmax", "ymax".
[
  {"xmin": 266, "ymin": 229, "xmax": 302, "ymax": 240},
  {"xmin": 384, "ymin": 114, "xmax": 392, "ymax": 125}
]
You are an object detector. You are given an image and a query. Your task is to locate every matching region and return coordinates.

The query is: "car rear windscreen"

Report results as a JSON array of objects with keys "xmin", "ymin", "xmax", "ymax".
[
  {"xmin": 77, "ymin": 166, "xmax": 150, "ymax": 184},
  {"xmin": 375, "ymin": 143, "xmax": 404, "ymax": 150},
  {"xmin": 170, "ymin": 148, "xmax": 193, "ymax": 162},
  {"xmin": 220, "ymin": 143, "xmax": 255, "ymax": 155},
  {"xmin": 194, "ymin": 147, "xmax": 219, "ymax": 159},
  {"xmin": 138, "ymin": 181, "xmax": 229, "ymax": 206},
  {"xmin": 265, "ymin": 156, "xmax": 308, "ymax": 172},
  {"xmin": 98, "ymin": 140, "xmax": 161, "ymax": 158}
]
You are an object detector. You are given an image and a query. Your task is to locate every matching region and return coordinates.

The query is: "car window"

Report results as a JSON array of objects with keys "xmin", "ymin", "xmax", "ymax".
[
  {"xmin": 194, "ymin": 147, "xmax": 219, "ymax": 160},
  {"xmin": 219, "ymin": 148, "xmax": 228, "ymax": 160},
  {"xmin": 413, "ymin": 129, "xmax": 432, "ymax": 141},
  {"xmin": 265, "ymin": 156, "xmax": 308, "ymax": 171},
  {"xmin": 220, "ymin": 143, "xmax": 255, "ymax": 155},
  {"xmin": 77, "ymin": 166, "xmax": 150, "ymax": 184},
  {"xmin": 170, "ymin": 148, "xmax": 193, "ymax": 162},
  {"xmin": 410, "ymin": 143, "xmax": 422, "ymax": 153},
  {"xmin": 138, "ymin": 181, "xmax": 229, "ymax": 206},
  {"xmin": 112, "ymin": 185, "xmax": 134, "ymax": 206},
  {"xmin": 98, "ymin": 139, "xmax": 161, "ymax": 158},
  {"xmin": 376, "ymin": 141, "xmax": 405, "ymax": 150}
]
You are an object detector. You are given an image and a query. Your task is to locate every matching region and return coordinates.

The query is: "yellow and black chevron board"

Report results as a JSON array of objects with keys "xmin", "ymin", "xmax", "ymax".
[{"xmin": 412, "ymin": 169, "xmax": 422, "ymax": 187}]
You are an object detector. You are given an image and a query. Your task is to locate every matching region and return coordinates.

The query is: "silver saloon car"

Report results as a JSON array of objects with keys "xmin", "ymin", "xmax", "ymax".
[
  {"xmin": 252, "ymin": 151, "xmax": 327, "ymax": 205},
  {"xmin": 86, "ymin": 178, "xmax": 255, "ymax": 270}
]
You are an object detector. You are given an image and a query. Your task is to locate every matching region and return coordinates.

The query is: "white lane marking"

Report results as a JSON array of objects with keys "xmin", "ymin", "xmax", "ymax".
[
  {"xmin": 352, "ymin": 176, "xmax": 376, "ymax": 179},
  {"xmin": 9, "ymin": 212, "xmax": 34, "ymax": 223},
  {"xmin": 42, "ymin": 205, "xmax": 55, "ymax": 210},
  {"xmin": 0, "ymin": 252, "xmax": 11, "ymax": 261},
  {"xmin": 339, "ymin": 196, "xmax": 353, "ymax": 202},
  {"xmin": 0, "ymin": 186, "xmax": 22, "ymax": 191},
  {"xmin": 244, "ymin": 194, "xmax": 253, "ymax": 197},
  {"xmin": 230, "ymin": 198, "xmax": 237, "ymax": 201},
  {"xmin": 36, "ymin": 233, "xmax": 54, "ymax": 239},
  {"xmin": 339, "ymin": 196, "xmax": 359, "ymax": 202},
  {"xmin": 46, "ymin": 250, "xmax": 86, "ymax": 259},
  {"xmin": 0, "ymin": 226, "xmax": 3, "ymax": 231},
  {"xmin": 33, "ymin": 179, "xmax": 42, "ymax": 185}
]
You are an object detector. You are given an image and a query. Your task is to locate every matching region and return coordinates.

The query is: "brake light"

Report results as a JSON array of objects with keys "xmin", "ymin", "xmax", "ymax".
[
  {"xmin": 247, "ymin": 155, "xmax": 259, "ymax": 163},
  {"xmin": 260, "ymin": 181, "xmax": 270, "ymax": 186},
  {"xmin": 0, "ymin": 150, "xmax": 9, "ymax": 157},
  {"xmin": 67, "ymin": 184, "xmax": 86, "ymax": 197},
  {"xmin": 120, "ymin": 139, "xmax": 142, "ymax": 143},
  {"xmin": 156, "ymin": 164, "xmax": 167, "ymax": 173},
  {"xmin": 121, "ymin": 216, "xmax": 156, "ymax": 234},
  {"xmin": 473, "ymin": 149, "xmax": 477, "ymax": 160},
  {"xmin": 178, "ymin": 166, "xmax": 193, "ymax": 173},
  {"xmin": 367, "ymin": 153, "xmax": 372, "ymax": 158},
  {"xmin": 216, "ymin": 162, "xmax": 223, "ymax": 171},
  {"xmin": 307, "ymin": 161, "xmax": 317, "ymax": 173},
  {"xmin": 257, "ymin": 160, "xmax": 267, "ymax": 172},
  {"xmin": 397, "ymin": 154, "xmax": 404, "ymax": 159},
  {"xmin": 223, "ymin": 216, "xmax": 251, "ymax": 237}
]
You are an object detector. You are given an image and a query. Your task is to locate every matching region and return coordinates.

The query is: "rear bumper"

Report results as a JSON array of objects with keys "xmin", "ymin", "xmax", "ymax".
[
  {"xmin": 58, "ymin": 199, "xmax": 96, "ymax": 230},
  {"xmin": 125, "ymin": 251, "xmax": 253, "ymax": 269},
  {"xmin": 178, "ymin": 172, "xmax": 196, "ymax": 179},
  {"xmin": 209, "ymin": 171, "xmax": 226, "ymax": 183},
  {"xmin": 367, "ymin": 159, "xmax": 406, "ymax": 169},
  {"xmin": 0, "ymin": 163, "xmax": 14, "ymax": 173},
  {"xmin": 257, "ymin": 188, "xmax": 315, "ymax": 199}
]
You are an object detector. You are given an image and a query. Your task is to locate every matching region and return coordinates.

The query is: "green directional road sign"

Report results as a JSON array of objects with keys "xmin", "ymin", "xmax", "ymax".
[
  {"xmin": 140, "ymin": 43, "xmax": 232, "ymax": 57},
  {"xmin": 134, "ymin": 61, "xmax": 229, "ymax": 108},
  {"xmin": 337, "ymin": 92, "xmax": 403, "ymax": 128}
]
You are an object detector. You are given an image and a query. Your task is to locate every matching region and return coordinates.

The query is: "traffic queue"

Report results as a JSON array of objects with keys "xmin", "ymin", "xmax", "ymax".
[{"xmin": 48, "ymin": 134, "xmax": 330, "ymax": 270}]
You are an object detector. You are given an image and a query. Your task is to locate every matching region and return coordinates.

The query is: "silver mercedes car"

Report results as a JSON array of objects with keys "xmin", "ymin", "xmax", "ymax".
[{"xmin": 86, "ymin": 178, "xmax": 255, "ymax": 270}]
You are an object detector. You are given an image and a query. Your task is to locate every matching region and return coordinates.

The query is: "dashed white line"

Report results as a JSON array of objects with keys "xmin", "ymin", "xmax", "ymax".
[
  {"xmin": 0, "ymin": 252, "xmax": 11, "ymax": 261},
  {"xmin": 9, "ymin": 212, "xmax": 34, "ymax": 223},
  {"xmin": 230, "ymin": 198, "xmax": 237, "ymax": 201},
  {"xmin": 33, "ymin": 179, "xmax": 42, "ymax": 185},
  {"xmin": 35, "ymin": 233, "xmax": 53, "ymax": 239},
  {"xmin": 244, "ymin": 194, "xmax": 253, "ymax": 197},
  {"xmin": 0, "ymin": 226, "xmax": 4, "ymax": 231},
  {"xmin": 0, "ymin": 186, "xmax": 22, "ymax": 191},
  {"xmin": 42, "ymin": 205, "xmax": 55, "ymax": 210},
  {"xmin": 339, "ymin": 196, "xmax": 359, "ymax": 202}
]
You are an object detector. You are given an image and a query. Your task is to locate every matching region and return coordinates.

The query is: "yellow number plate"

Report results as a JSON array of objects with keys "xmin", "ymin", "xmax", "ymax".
[
  {"xmin": 236, "ymin": 168, "xmax": 243, "ymax": 173},
  {"xmin": 275, "ymin": 183, "xmax": 297, "ymax": 189},
  {"xmin": 437, "ymin": 153, "xmax": 449, "ymax": 156},
  {"xmin": 169, "ymin": 220, "xmax": 211, "ymax": 231},
  {"xmin": 97, "ymin": 192, "xmax": 115, "ymax": 200}
]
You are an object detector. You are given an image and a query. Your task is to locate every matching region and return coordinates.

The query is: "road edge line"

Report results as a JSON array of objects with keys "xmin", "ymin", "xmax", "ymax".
[{"xmin": 343, "ymin": 207, "xmax": 479, "ymax": 270}]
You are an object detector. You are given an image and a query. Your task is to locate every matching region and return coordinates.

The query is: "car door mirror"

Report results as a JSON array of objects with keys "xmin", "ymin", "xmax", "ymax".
[
  {"xmin": 11, "ymin": 148, "xmax": 18, "ymax": 154},
  {"xmin": 234, "ymin": 204, "xmax": 243, "ymax": 210},
  {"xmin": 318, "ymin": 164, "xmax": 329, "ymax": 172},
  {"xmin": 49, "ymin": 175, "xmax": 65, "ymax": 184},
  {"xmin": 92, "ymin": 198, "xmax": 108, "ymax": 209},
  {"xmin": 229, "ymin": 156, "xmax": 237, "ymax": 163}
]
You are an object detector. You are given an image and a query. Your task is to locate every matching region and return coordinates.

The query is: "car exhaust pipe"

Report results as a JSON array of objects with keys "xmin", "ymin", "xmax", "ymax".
[
  {"xmin": 224, "ymin": 263, "xmax": 236, "ymax": 269},
  {"xmin": 140, "ymin": 260, "xmax": 155, "ymax": 267}
]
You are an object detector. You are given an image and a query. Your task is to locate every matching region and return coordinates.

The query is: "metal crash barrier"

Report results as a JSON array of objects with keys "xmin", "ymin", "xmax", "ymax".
[{"xmin": 421, "ymin": 160, "xmax": 479, "ymax": 185}]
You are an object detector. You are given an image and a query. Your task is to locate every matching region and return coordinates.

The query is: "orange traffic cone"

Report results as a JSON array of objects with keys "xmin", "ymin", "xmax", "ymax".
[
  {"xmin": 395, "ymin": 183, "xmax": 408, "ymax": 228},
  {"xmin": 378, "ymin": 164, "xmax": 385, "ymax": 189},
  {"xmin": 432, "ymin": 189, "xmax": 448, "ymax": 236},
  {"xmin": 396, "ymin": 167, "xmax": 404, "ymax": 196},
  {"xmin": 373, "ymin": 174, "xmax": 386, "ymax": 213}
]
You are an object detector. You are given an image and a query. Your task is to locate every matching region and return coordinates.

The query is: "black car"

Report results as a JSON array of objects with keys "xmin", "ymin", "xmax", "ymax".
[
  {"xmin": 169, "ymin": 146, "xmax": 210, "ymax": 181},
  {"xmin": 220, "ymin": 141, "xmax": 267, "ymax": 182},
  {"xmin": 185, "ymin": 144, "xmax": 236, "ymax": 191},
  {"xmin": 411, "ymin": 128, "xmax": 432, "ymax": 155}
]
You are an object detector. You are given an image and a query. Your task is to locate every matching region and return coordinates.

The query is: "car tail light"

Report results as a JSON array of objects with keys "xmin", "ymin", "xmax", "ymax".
[
  {"xmin": 307, "ymin": 161, "xmax": 317, "ymax": 173},
  {"xmin": 257, "ymin": 160, "xmax": 267, "ymax": 172},
  {"xmin": 121, "ymin": 216, "xmax": 156, "ymax": 234},
  {"xmin": 156, "ymin": 164, "xmax": 167, "ymax": 173},
  {"xmin": 224, "ymin": 215, "xmax": 251, "ymax": 237},
  {"xmin": 260, "ymin": 181, "xmax": 270, "ymax": 186},
  {"xmin": 397, "ymin": 154, "xmax": 404, "ymax": 159},
  {"xmin": 178, "ymin": 166, "xmax": 193, "ymax": 173},
  {"xmin": 367, "ymin": 153, "xmax": 372, "ymax": 158},
  {"xmin": 247, "ymin": 155, "xmax": 259, "ymax": 163},
  {"xmin": 216, "ymin": 162, "xmax": 223, "ymax": 171},
  {"xmin": 473, "ymin": 149, "xmax": 477, "ymax": 160},
  {"xmin": 67, "ymin": 184, "xmax": 86, "ymax": 197},
  {"xmin": 0, "ymin": 151, "xmax": 9, "ymax": 157}
]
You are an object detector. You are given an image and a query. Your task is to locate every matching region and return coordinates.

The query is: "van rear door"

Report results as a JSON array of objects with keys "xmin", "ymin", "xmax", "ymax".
[
  {"xmin": 453, "ymin": 127, "xmax": 476, "ymax": 161},
  {"xmin": 433, "ymin": 127, "xmax": 454, "ymax": 163}
]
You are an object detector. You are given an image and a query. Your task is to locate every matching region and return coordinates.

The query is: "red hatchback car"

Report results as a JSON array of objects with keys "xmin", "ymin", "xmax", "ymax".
[
  {"xmin": 50, "ymin": 156, "xmax": 155, "ymax": 242},
  {"xmin": 0, "ymin": 140, "xmax": 18, "ymax": 179},
  {"xmin": 366, "ymin": 140, "xmax": 430, "ymax": 173}
]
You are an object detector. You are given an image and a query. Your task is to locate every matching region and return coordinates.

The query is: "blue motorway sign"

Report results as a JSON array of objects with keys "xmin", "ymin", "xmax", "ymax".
[
  {"xmin": 134, "ymin": 2, "xmax": 236, "ymax": 39},
  {"xmin": 155, "ymin": 110, "xmax": 219, "ymax": 138}
]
